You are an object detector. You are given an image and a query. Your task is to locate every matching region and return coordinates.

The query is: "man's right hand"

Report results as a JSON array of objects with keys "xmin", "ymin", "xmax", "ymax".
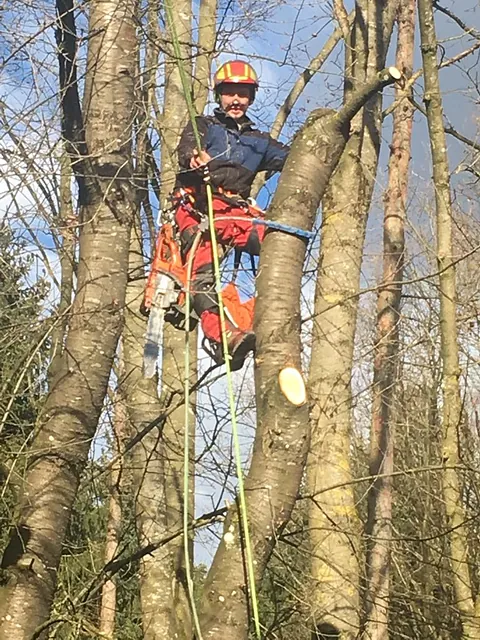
[{"xmin": 190, "ymin": 148, "xmax": 212, "ymax": 169}]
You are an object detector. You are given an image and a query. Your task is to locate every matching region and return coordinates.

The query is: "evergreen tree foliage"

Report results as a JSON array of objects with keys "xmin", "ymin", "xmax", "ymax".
[
  {"xmin": 52, "ymin": 460, "xmax": 143, "ymax": 639},
  {"xmin": 0, "ymin": 222, "xmax": 49, "ymax": 554}
]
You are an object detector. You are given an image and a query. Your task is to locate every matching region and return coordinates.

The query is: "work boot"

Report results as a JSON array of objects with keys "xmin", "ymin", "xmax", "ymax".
[
  {"xmin": 225, "ymin": 327, "xmax": 256, "ymax": 371},
  {"xmin": 201, "ymin": 310, "xmax": 255, "ymax": 371}
]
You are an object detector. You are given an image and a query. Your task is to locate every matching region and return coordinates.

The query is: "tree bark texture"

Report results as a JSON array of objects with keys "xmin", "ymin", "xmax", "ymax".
[
  {"xmin": 0, "ymin": 1, "xmax": 137, "ymax": 637},
  {"xmin": 99, "ymin": 389, "xmax": 127, "ymax": 638},
  {"xmin": 159, "ymin": 2, "xmax": 198, "ymax": 636},
  {"xmin": 363, "ymin": 1, "xmax": 415, "ymax": 638},
  {"xmin": 136, "ymin": 0, "xmax": 160, "ymax": 247},
  {"xmin": 193, "ymin": 0, "xmax": 218, "ymax": 114},
  {"xmin": 307, "ymin": 2, "xmax": 398, "ymax": 636},
  {"xmin": 121, "ymin": 6, "xmax": 190, "ymax": 635},
  {"xmin": 160, "ymin": 323, "xmax": 197, "ymax": 640},
  {"xmin": 160, "ymin": 0, "xmax": 192, "ymax": 204},
  {"xmin": 122, "ymin": 219, "xmax": 196, "ymax": 640},
  {"xmin": 418, "ymin": 0, "xmax": 480, "ymax": 636},
  {"xmin": 197, "ymin": 70, "xmax": 399, "ymax": 640},
  {"xmin": 122, "ymin": 220, "xmax": 183, "ymax": 640},
  {"xmin": 122, "ymin": 2, "xmax": 196, "ymax": 634}
]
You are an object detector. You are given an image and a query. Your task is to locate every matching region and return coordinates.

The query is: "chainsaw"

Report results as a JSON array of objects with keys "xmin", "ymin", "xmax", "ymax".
[{"xmin": 141, "ymin": 222, "xmax": 194, "ymax": 378}]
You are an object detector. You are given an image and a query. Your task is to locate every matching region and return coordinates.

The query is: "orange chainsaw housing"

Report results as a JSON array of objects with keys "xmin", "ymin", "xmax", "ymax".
[
  {"xmin": 143, "ymin": 223, "xmax": 186, "ymax": 311},
  {"xmin": 143, "ymin": 223, "xmax": 255, "ymax": 331}
]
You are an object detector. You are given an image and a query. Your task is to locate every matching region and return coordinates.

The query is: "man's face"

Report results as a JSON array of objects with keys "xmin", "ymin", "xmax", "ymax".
[{"xmin": 218, "ymin": 83, "xmax": 252, "ymax": 119}]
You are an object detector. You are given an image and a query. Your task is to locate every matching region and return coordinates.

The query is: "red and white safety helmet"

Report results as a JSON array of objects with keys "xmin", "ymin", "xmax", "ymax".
[{"xmin": 213, "ymin": 60, "xmax": 259, "ymax": 102}]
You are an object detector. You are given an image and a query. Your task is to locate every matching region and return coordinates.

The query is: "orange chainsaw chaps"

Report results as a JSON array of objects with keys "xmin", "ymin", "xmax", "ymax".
[
  {"xmin": 221, "ymin": 282, "xmax": 255, "ymax": 333},
  {"xmin": 143, "ymin": 225, "xmax": 255, "ymax": 331},
  {"xmin": 143, "ymin": 223, "xmax": 186, "ymax": 310}
]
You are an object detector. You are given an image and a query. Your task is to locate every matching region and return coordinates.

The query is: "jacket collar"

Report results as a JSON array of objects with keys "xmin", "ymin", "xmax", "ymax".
[{"xmin": 214, "ymin": 107, "xmax": 255, "ymax": 132}]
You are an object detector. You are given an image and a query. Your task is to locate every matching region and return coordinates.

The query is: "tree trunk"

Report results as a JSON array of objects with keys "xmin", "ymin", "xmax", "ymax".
[
  {"xmin": 197, "ymin": 70, "xmax": 399, "ymax": 640},
  {"xmin": 120, "ymin": 0, "xmax": 197, "ymax": 634},
  {"xmin": 157, "ymin": 2, "xmax": 198, "ymax": 636},
  {"xmin": 0, "ymin": 1, "xmax": 137, "ymax": 637},
  {"xmin": 120, "ymin": 2, "xmax": 186, "ymax": 636},
  {"xmin": 160, "ymin": 0, "xmax": 192, "ymax": 205},
  {"xmin": 193, "ymin": 0, "xmax": 217, "ymax": 114},
  {"xmin": 160, "ymin": 327, "xmax": 197, "ymax": 640},
  {"xmin": 306, "ymin": 2, "xmax": 398, "ymax": 637},
  {"xmin": 363, "ymin": 1, "xmax": 415, "ymax": 638},
  {"xmin": 418, "ymin": 0, "xmax": 480, "ymax": 637},
  {"xmin": 122, "ymin": 219, "xmax": 182, "ymax": 640},
  {"xmin": 99, "ymin": 388, "xmax": 127, "ymax": 638}
]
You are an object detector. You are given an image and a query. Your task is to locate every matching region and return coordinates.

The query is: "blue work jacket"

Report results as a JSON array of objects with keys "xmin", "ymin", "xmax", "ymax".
[{"xmin": 176, "ymin": 108, "xmax": 289, "ymax": 198}]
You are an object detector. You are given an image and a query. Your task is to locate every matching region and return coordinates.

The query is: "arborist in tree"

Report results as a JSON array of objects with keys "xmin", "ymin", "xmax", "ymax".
[{"xmin": 173, "ymin": 60, "xmax": 290, "ymax": 370}]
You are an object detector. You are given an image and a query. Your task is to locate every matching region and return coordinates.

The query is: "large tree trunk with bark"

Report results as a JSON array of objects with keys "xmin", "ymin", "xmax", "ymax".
[
  {"xmin": 122, "ymin": 1, "xmax": 199, "ymax": 637},
  {"xmin": 159, "ymin": 327, "xmax": 197, "ymax": 639},
  {"xmin": 193, "ymin": 0, "xmax": 217, "ymax": 114},
  {"xmin": 160, "ymin": 0, "xmax": 192, "ymax": 205},
  {"xmin": 306, "ymin": 2, "xmax": 398, "ymax": 636},
  {"xmin": 418, "ymin": 0, "xmax": 480, "ymax": 637},
  {"xmin": 123, "ymin": 219, "xmax": 185, "ymax": 640},
  {"xmin": 363, "ymin": 1, "xmax": 415, "ymax": 638},
  {"xmin": 0, "ymin": 1, "xmax": 137, "ymax": 637},
  {"xmin": 197, "ymin": 69, "xmax": 399, "ymax": 640},
  {"xmin": 158, "ymin": 5, "xmax": 197, "ymax": 632},
  {"xmin": 153, "ymin": 1, "xmax": 217, "ymax": 634},
  {"xmin": 121, "ymin": 3, "xmax": 179, "ymax": 635}
]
